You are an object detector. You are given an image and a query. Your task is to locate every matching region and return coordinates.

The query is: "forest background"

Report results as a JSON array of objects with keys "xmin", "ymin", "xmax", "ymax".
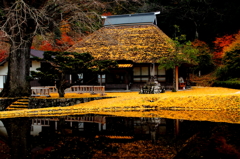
[{"xmin": 1, "ymin": 0, "xmax": 240, "ymax": 86}]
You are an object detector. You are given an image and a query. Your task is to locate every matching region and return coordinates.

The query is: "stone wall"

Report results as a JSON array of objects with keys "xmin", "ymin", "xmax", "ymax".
[
  {"xmin": 0, "ymin": 97, "xmax": 114, "ymax": 110},
  {"xmin": 28, "ymin": 97, "xmax": 114, "ymax": 109},
  {"xmin": 0, "ymin": 98, "xmax": 18, "ymax": 110}
]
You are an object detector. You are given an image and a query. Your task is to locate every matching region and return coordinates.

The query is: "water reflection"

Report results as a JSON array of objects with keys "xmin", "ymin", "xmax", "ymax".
[
  {"xmin": 1, "ymin": 108, "xmax": 240, "ymax": 124},
  {"xmin": 0, "ymin": 115, "xmax": 240, "ymax": 159}
]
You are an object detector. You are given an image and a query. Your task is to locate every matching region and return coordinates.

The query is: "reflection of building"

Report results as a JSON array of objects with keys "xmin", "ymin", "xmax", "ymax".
[
  {"xmin": 134, "ymin": 118, "xmax": 166, "ymax": 135},
  {"xmin": 0, "ymin": 116, "xmax": 181, "ymax": 140},
  {"xmin": 31, "ymin": 116, "xmax": 107, "ymax": 136},
  {"xmin": 29, "ymin": 116, "xmax": 174, "ymax": 139}
]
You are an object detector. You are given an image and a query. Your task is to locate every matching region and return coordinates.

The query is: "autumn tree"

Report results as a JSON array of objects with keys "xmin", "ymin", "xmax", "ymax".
[
  {"xmin": 216, "ymin": 46, "xmax": 240, "ymax": 81},
  {"xmin": 0, "ymin": 49, "xmax": 8, "ymax": 63},
  {"xmin": 0, "ymin": 0, "xmax": 117, "ymax": 97},
  {"xmin": 158, "ymin": 34, "xmax": 198, "ymax": 91},
  {"xmin": 213, "ymin": 34, "xmax": 235, "ymax": 65},
  {"xmin": 34, "ymin": 21, "xmax": 76, "ymax": 51},
  {"xmin": 216, "ymin": 44, "xmax": 240, "ymax": 80},
  {"xmin": 191, "ymin": 39, "xmax": 215, "ymax": 76},
  {"xmin": 223, "ymin": 31, "xmax": 240, "ymax": 54},
  {"xmin": 0, "ymin": 34, "xmax": 9, "ymax": 63}
]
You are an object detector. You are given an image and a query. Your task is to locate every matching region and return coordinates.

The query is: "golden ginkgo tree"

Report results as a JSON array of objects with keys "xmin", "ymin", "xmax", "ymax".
[{"xmin": 158, "ymin": 34, "xmax": 199, "ymax": 91}]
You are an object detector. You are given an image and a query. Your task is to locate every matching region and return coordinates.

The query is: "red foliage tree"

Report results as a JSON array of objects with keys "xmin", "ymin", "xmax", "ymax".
[
  {"xmin": 102, "ymin": 12, "xmax": 112, "ymax": 16},
  {"xmin": 37, "ymin": 21, "xmax": 75, "ymax": 52},
  {"xmin": 213, "ymin": 34, "xmax": 235, "ymax": 65},
  {"xmin": 55, "ymin": 33, "xmax": 75, "ymax": 51},
  {"xmin": 39, "ymin": 40, "xmax": 55, "ymax": 51},
  {"xmin": 0, "ymin": 49, "xmax": 7, "ymax": 63}
]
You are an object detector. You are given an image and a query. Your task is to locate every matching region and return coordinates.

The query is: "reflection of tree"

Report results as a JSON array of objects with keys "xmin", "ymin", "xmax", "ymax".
[
  {"xmin": 30, "ymin": 116, "xmax": 116, "ymax": 158},
  {"xmin": 2, "ymin": 118, "xmax": 31, "ymax": 159},
  {"xmin": 141, "ymin": 117, "xmax": 162, "ymax": 144}
]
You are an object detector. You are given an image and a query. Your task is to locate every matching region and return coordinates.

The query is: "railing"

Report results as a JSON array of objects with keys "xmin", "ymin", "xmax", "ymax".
[
  {"xmin": 31, "ymin": 85, "xmax": 105, "ymax": 97},
  {"xmin": 31, "ymin": 87, "xmax": 51, "ymax": 97},
  {"xmin": 69, "ymin": 85, "xmax": 105, "ymax": 95},
  {"xmin": 93, "ymin": 86, "xmax": 105, "ymax": 95},
  {"xmin": 31, "ymin": 116, "xmax": 106, "ymax": 125},
  {"xmin": 69, "ymin": 85, "xmax": 95, "ymax": 94},
  {"xmin": 44, "ymin": 86, "xmax": 57, "ymax": 92}
]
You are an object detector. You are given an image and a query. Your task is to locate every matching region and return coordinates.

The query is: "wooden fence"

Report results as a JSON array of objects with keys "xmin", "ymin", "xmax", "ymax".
[
  {"xmin": 31, "ymin": 87, "xmax": 51, "ymax": 97},
  {"xmin": 69, "ymin": 86, "xmax": 105, "ymax": 95},
  {"xmin": 31, "ymin": 85, "xmax": 105, "ymax": 97}
]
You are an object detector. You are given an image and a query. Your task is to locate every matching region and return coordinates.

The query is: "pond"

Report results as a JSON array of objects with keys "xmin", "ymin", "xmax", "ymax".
[{"xmin": 0, "ymin": 111, "xmax": 240, "ymax": 159}]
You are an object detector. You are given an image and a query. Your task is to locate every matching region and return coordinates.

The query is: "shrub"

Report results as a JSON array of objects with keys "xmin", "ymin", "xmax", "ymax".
[{"xmin": 212, "ymin": 80, "xmax": 240, "ymax": 89}]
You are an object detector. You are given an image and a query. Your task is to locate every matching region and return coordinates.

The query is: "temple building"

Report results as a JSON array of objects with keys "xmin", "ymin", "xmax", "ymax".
[{"xmin": 67, "ymin": 12, "xmax": 183, "ymax": 90}]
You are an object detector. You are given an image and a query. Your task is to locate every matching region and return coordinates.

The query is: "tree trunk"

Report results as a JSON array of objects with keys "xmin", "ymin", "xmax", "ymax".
[
  {"xmin": 58, "ymin": 87, "xmax": 65, "ymax": 97},
  {"xmin": 56, "ymin": 73, "xmax": 67, "ymax": 97},
  {"xmin": 194, "ymin": 21, "xmax": 199, "ymax": 39},
  {"xmin": 0, "ymin": 3, "xmax": 36, "ymax": 97},
  {"xmin": 173, "ymin": 66, "xmax": 177, "ymax": 92},
  {"xmin": 2, "ymin": 118, "xmax": 32, "ymax": 159},
  {"xmin": 0, "ymin": 40, "xmax": 32, "ymax": 97}
]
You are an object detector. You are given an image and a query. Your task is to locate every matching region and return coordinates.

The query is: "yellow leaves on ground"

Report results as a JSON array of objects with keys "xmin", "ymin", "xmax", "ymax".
[
  {"xmin": 1, "ymin": 87, "xmax": 240, "ymax": 124},
  {"xmin": 69, "ymin": 87, "xmax": 240, "ymax": 111}
]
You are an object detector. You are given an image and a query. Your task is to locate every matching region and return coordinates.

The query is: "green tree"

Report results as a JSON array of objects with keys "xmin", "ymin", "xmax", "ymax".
[
  {"xmin": 191, "ymin": 39, "xmax": 215, "ymax": 76},
  {"xmin": 92, "ymin": 60, "xmax": 118, "ymax": 86},
  {"xmin": 137, "ymin": 0, "xmax": 240, "ymax": 43},
  {"xmin": 31, "ymin": 51, "xmax": 95, "ymax": 97},
  {"xmin": 158, "ymin": 34, "xmax": 199, "ymax": 91}
]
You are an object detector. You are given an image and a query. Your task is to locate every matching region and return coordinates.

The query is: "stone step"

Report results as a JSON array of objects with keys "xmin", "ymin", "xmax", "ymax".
[
  {"xmin": 12, "ymin": 102, "xmax": 29, "ymax": 105},
  {"xmin": 5, "ymin": 97, "xmax": 29, "ymax": 110},
  {"xmin": 8, "ymin": 104, "xmax": 28, "ymax": 107}
]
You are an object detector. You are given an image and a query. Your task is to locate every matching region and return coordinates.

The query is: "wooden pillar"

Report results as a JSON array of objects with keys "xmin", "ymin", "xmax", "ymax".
[
  {"xmin": 175, "ymin": 119, "xmax": 180, "ymax": 136},
  {"xmin": 175, "ymin": 66, "xmax": 179, "ymax": 91}
]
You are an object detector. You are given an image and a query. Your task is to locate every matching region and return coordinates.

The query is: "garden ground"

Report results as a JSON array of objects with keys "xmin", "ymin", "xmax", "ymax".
[
  {"xmin": 47, "ymin": 86, "xmax": 240, "ymax": 111},
  {"xmin": 0, "ymin": 86, "xmax": 240, "ymax": 123}
]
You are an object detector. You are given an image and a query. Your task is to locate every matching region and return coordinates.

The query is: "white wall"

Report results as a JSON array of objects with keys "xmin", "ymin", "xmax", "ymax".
[
  {"xmin": 0, "ymin": 62, "xmax": 8, "ymax": 88},
  {"xmin": 0, "ymin": 61, "xmax": 40, "ymax": 88},
  {"xmin": 0, "ymin": 62, "xmax": 8, "ymax": 76},
  {"xmin": 30, "ymin": 61, "xmax": 41, "ymax": 72}
]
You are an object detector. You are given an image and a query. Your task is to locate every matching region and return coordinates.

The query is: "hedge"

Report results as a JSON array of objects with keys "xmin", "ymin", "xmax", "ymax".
[{"xmin": 212, "ymin": 80, "xmax": 240, "ymax": 89}]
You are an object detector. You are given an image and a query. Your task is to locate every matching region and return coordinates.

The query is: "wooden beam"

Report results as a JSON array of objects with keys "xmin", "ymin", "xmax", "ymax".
[{"xmin": 175, "ymin": 66, "xmax": 179, "ymax": 91}]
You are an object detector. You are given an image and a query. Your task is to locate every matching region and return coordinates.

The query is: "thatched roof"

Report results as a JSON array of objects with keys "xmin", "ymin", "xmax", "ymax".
[{"xmin": 67, "ymin": 24, "xmax": 175, "ymax": 63}]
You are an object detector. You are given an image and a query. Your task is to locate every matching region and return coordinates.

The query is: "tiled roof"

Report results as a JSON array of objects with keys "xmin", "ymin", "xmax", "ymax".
[
  {"xmin": 102, "ymin": 12, "xmax": 160, "ymax": 26},
  {"xmin": 30, "ymin": 49, "xmax": 44, "ymax": 58},
  {"xmin": 0, "ymin": 49, "xmax": 44, "ymax": 65}
]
